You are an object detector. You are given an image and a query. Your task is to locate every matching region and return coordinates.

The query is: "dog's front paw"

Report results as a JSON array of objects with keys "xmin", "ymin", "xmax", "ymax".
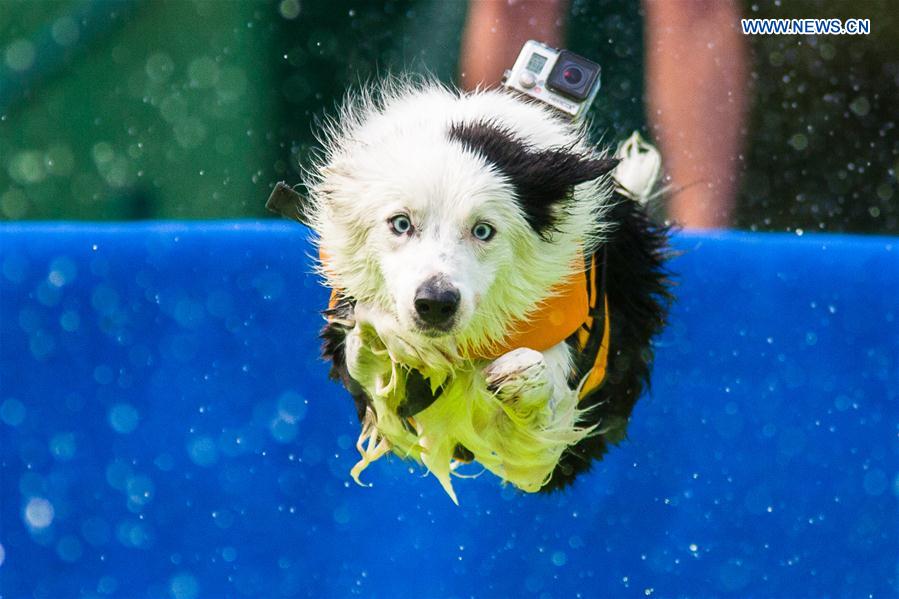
[
  {"xmin": 484, "ymin": 348, "xmax": 552, "ymax": 413},
  {"xmin": 345, "ymin": 324, "xmax": 390, "ymax": 390}
]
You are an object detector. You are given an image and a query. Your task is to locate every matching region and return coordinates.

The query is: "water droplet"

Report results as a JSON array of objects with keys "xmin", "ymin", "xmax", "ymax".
[
  {"xmin": 1, "ymin": 398, "xmax": 26, "ymax": 427},
  {"xmin": 170, "ymin": 572, "xmax": 199, "ymax": 599},
  {"xmin": 97, "ymin": 576, "xmax": 118, "ymax": 594},
  {"xmin": 24, "ymin": 497, "xmax": 54, "ymax": 529},
  {"xmin": 5, "ymin": 38, "xmax": 35, "ymax": 72},
  {"xmin": 188, "ymin": 56, "xmax": 219, "ymax": 89},
  {"xmin": 849, "ymin": 96, "xmax": 870, "ymax": 117},
  {"xmin": 50, "ymin": 432, "xmax": 76, "ymax": 461},
  {"xmin": 788, "ymin": 133, "xmax": 808, "ymax": 151},
  {"xmin": 51, "ymin": 16, "xmax": 80, "ymax": 46},
  {"xmin": 145, "ymin": 52, "xmax": 174, "ymax": 83},
  {"xmin": 279, "ymin": 0, "xmax": 301, "ymax": 19},
  {"xmin": 126, "ymin": 474, "xmax": 155, "ymax": 506},
  {"xmin": 56, "ymin": 535, "xmax": 83, "ymax": 562},
  {"xmin": 333, "ymin": 504, "xmax": 350, "ymax": 524},
  {"xmin": 116, "ymin": 519, "xmax": 150, "ymax": 548},
  {"xmin": 108, "ymin": 403, "xmax": 139, "ymax": 434},
  {"xmin": 187, "ymin": 436, "xmax": 218, "ymax": 467}
]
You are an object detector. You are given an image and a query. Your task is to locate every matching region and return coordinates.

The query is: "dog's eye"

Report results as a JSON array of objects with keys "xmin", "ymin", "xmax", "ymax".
[
  {"xmin": 471, "ymin": 222, "xmax": 495, "ymax": 241},
  {"xmin": 389, "ymin": 214, "xmax": 413, "ymax": 236}
]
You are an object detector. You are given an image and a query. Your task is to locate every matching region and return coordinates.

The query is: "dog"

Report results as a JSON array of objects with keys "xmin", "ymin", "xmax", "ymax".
[{"xmin": 271, "ymin": 78, "xmax": 672, "ymax": 503}]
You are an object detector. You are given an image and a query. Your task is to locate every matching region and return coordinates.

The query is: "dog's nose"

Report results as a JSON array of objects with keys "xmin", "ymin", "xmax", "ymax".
[{"xmin": 414, "ymin": 276, "xmax": 460, "ymax": 328}]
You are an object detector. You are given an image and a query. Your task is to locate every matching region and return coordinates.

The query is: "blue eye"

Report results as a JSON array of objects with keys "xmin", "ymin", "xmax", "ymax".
[
  {"xmin": 389, "ymin": 214, "xmax": 413, "ymax": 235},
  {"xmin": 472, "ymin": 222, "xmax": 495, "ymax": 241}
]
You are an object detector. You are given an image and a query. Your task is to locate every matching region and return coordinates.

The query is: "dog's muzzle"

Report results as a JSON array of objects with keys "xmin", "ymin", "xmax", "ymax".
[{"xmin": 413, "ymin": 275, "xmax": 460, "ymax": 332}]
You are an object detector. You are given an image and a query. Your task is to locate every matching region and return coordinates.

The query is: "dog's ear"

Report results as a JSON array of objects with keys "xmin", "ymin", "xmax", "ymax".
[
  {"xmin": 448, "ymin": 121, "xmax": 617, "ymax": 237},
  {"xmin": 266, "ymin": 181, "xmax": 310, "ymax": 226},
  {"xmin": 525, "ymin": 148, "xmax": 619, "ymax": 194}
]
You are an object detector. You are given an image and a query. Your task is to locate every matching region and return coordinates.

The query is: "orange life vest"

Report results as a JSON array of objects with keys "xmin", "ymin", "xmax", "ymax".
[
  {"xmin": 325, "ymin": 249, "xmax": 611, "ymax": 402},
  {"xmin": 266, "ymin": 181, "xmax": 610, "ymax": 402}
]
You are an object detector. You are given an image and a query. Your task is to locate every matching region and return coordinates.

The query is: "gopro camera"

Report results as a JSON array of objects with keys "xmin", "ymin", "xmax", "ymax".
[{"xmin": 502, "ymin": 40, "xmax": 602, "ymax": 121}]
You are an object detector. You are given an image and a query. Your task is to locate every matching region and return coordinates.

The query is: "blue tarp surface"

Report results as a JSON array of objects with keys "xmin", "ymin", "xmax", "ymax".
[{"xmin": 1, "ymin": 222, "xmax": 897, "ymax": 598}]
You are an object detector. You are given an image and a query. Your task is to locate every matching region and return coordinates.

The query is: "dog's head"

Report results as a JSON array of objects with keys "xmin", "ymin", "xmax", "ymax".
[{"xmin": 307, "ymin": 80, "xmax": 617, "ymax": 356}]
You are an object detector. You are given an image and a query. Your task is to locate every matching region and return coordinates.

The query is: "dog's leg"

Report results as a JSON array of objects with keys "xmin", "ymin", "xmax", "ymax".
[
  {"xmin": 480, "ymin": 342, "xmax": 582, "ymax": 491},
  {"xmin": 483, "ymin": 342, "xmax": 574, "ymax": 418},
  {"xmin": 344, "ymin": 322, "xmax": 391, "ymax": 394}
]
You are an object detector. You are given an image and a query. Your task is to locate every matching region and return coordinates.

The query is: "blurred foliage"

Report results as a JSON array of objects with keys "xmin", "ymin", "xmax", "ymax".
[
  {"xmin": 0, "ymin": 0, "xmax": 896, "ymax": 233},
  {"xmin": 1, "ymin": 0, "xmax": 277, "ymax": 220}
]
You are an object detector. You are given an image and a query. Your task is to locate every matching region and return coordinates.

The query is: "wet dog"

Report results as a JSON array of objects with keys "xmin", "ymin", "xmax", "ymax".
[{"xmin": 281, "ymin": 78, "xmax": 672, "ymax": 502}]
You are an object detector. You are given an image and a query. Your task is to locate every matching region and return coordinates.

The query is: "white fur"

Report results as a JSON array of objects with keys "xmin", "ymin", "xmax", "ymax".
[{"xmin": 304, "ymin": 78, "xmax": 626, "ymax": 502}]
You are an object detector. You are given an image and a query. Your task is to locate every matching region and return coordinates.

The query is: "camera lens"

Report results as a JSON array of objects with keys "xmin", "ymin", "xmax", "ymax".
[
  {"xmin": 546, "ymin": 50, "xmax": 600, "ymax": 102},
  {"xmin": 562, "ymin": 67, "xmax": 583, "ymax": 85}
]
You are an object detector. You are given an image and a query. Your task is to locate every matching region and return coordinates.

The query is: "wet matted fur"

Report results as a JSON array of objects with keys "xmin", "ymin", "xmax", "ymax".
[{"xmin": 304, "ymin": 78, "xmax": 672, "ymax": 501}]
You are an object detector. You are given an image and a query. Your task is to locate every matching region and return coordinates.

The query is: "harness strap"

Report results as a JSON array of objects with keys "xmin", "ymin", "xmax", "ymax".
[
  {"xmin": 578, "ymin": 293, "xmax": 610, "ymax": 400},
  {"xmin": 573, "ymin": 247, "xmax": 611, "ymax": 401}
]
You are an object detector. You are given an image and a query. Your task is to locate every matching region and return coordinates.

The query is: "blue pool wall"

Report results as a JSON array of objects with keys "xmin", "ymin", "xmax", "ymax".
[{"xmin": 1, "ymin": 222, "xmax": 897, "ymax": 597}]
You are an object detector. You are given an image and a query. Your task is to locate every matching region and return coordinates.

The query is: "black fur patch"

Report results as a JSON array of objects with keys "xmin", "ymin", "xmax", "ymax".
[
  {"xmin": 320, "ymin": 297, "xmax": 372, "ymax": 422},
  {"xmin": 397, "ymin": 369, "xmax": 443, "ymax": 418},
  {"xmin": 542, "ymin": 193, "xmax": 673, "ymax": 492},
  {"xmin": 448, "ymin": 120, "xmax": 618, "ymax": 238}
]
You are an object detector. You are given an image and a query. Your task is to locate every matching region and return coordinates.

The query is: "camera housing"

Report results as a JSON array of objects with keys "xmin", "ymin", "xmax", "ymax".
[{"xmin": 502, "ymin": 40, "xmax": 602, "ymax": 121}]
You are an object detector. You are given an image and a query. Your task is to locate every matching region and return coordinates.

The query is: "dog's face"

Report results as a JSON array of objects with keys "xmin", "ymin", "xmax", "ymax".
[
  {"xmin": 358, "ymin": 130, "xmax": 543, "ymax": 340},
  {"xmin": 373, "ymin": 176, "xmax": 515, "ymax": 338},
  {"xmin": 309, "ymin": 84, "xmax": 617, "ymax": 354}
]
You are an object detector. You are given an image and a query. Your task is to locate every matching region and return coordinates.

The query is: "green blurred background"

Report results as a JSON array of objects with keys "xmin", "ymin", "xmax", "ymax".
[{"xmin": 1, "ymin": 0, "xmax": 896, "ymax": 232}]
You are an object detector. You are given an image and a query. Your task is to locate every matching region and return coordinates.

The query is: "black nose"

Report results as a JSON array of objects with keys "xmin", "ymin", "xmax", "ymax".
[{"xmin": 414, "ymin": 276, "xmax": 460, "ymax": 328}]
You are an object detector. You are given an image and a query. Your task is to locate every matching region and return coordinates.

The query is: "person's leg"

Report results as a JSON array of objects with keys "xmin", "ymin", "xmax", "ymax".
[
  {"xmin": 459, "ymin": 0, "xmax": 568, "ymax": 89},
  {"xmin": 644, "ymin": 0, "xmax": 748, "ymax": 228}
]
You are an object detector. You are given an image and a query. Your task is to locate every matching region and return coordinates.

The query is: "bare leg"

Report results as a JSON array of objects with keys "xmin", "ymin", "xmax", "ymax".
[
  {"xmin": 459, "ymin": 0, "xmax": 569, "ymax": 90},
  {"xmin": 644, "ymin": 0, "xmax": 748, "ymax": 228}
]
